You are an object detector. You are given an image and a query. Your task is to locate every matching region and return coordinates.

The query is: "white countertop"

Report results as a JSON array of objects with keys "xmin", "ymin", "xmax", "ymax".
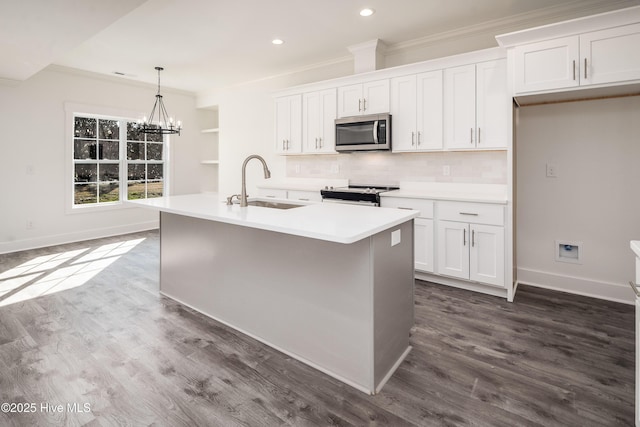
[
  {"xmin": 632, "ymin": 241, "xmax": 640, "ymax": 258},
  {"xmin": 381, "ymin": 182, "xmax": 508, "ymax": 204},
  {"xmin": 129, "ymin": 193, "xmax": 418, "ymax": 244}
]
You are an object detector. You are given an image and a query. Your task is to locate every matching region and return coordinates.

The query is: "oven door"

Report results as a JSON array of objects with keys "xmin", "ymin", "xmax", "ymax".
[{"xmin": 335, "ymin": 114, "xmax": 390, "ymax": 152}]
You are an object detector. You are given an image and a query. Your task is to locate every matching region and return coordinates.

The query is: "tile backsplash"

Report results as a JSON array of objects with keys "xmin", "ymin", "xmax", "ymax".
[{"xmin": 286, "ymin": 151, "xmax": 507, "ymax": 186}]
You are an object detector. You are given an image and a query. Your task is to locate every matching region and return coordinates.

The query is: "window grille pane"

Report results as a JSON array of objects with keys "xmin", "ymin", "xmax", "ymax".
[
  {"xmin": 74, "ymin": 184, "xmax": 97, "ymax": 204},
  {"xmin": 74, "ymin": 117, "xmax": 96, "ymax": 138},
  {"xmin": 147, "ymin": 143, "xmax": 163, "ymax": 161},
  {"xmin": 99, "ymin": 183, "xmax": 120, "ymax": 202},
  {"xmin": 147, "ymin": 164, "xmax": 163, "ymax": 180},
  {"xmin": 100, "ymin": 164, "xmax": 119, "ymax": 182},
  {"xmin": 146, "ymin": 126, "xmax": 163, "ymax": 143},
  {"xmin": 127, "ymin": 142, "xmax": 145, "ymax": 160},
  {"xmin": 74, "ymin": 164, "xmax": 97, "ymax": 182},
  {"xmin": 74, "ymin": 139, "xmax": 97, "ymax": 160},
  {"xmin": 98, "ymin": 119, "xmax": 119, "ymax": 139},
  {"xmin": 99, "ymin": 141, "xmax": 119, "ymax": 160},
  {"xmin": 147, "ymin": 181, "xmax": 163, "ymax": 198},
  {"xmin": 128, "ymin": 164, "xmax": 145, "ymax": 181},
  {"xmin": 127, "ymin": 122, "xmax": 144, "ymax": 141},
  {"xmin": 127, "ymin": 182, "xmax": 146, "ymax": 200}
]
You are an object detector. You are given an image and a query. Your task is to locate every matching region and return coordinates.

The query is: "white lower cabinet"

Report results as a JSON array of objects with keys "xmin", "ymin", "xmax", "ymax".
[
  {"xmin": 437, "ymin": 221, "xmax": 504, "ymax": 287},
  {"xmin": 381, "ymin": 197, "xmax": 434, "ymax": 273},
  {"xmin": 415, "ymin": 218, "xmax": 434, "ymax": 273},
  {"xmin": 436, "ymin": 201, "xmax": 505, "ymax": 287}
]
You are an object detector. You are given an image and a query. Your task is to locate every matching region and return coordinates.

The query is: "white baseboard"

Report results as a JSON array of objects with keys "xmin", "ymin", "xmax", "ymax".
[
  {"xmin": 516, "ymin": 267, "xmax": 634, "ymax": 305},
  {"xmin": 0, "ymin": 220, "xmax": 159, "ymax": 254}
]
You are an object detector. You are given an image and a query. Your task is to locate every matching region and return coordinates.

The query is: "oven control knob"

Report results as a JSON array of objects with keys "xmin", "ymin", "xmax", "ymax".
[
  {"xmin": 330, "ymin": 186, "xmax": 334, "ymax": 190},
  {"xmin": 324, "ymin": 186, "xmax": 328, "ymax": 190}
]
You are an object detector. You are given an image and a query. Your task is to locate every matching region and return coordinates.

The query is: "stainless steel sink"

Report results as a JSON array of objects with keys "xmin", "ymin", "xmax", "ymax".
[{"xmin": 246, "ymin": 200, "xmax": 303, "ymax": 209}]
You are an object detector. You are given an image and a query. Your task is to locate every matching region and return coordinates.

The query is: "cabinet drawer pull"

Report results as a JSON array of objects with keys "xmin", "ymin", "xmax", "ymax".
[
  {"xmin": 298, "ymin": 198, "xmax": 309, "ymax": 201},
  {"xmin": 630, "ymin": 281, "xmax": 640, "ymax": 297},
  {"xmin": 459, "ymin": 212, "xmax": 479, "ymax": 216},
  {"xmin": 397, "ymin": 207, "xmax": 414, "ymax": 210},
  {"xmin": 266, "ymin": 195, "xmax": 276, "ymax": 198}
]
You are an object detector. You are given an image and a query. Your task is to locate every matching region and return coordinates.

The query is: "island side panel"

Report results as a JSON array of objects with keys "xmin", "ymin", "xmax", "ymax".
[
  {"xmin": 160, "ymin": 212, "xmax": 374, "ymax": 391},
  {"xmin": 372, "ymin": 219, "xmax": 415, "ymax": 390}
]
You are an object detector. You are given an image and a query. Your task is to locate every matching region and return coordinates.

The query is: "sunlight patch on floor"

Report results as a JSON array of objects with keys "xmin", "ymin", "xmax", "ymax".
[{"xmin": 0, "ymin": 238, "xmax": 145, "ymax": 307}]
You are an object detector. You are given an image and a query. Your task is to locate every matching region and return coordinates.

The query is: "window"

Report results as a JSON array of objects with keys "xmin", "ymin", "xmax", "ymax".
[{"xmin": 72, "ymin": 114, "xmax": 165, "ymax": 207}]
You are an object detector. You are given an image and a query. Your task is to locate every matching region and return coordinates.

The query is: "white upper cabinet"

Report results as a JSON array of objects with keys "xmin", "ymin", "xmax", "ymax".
[
  {"xmin": 337, "ymin": 79, "xmax": 389, "ymax": 118},
  {"xmin": 275, "ymin": 95, "xmax": 302, "ymax": 154},
  {"xmin": 476, "ymin": 60, "xmax": 510, "ymax": 149},
  {"xmin": 444, "ymin": 64, "xmax": 476, "ymax": 150},
  {"xmin": 513, "ymin": 23, "xmax": 640, "ymax": 94},
  {"xmin": 514, "ymin": 36, "xmax": 580, "ymax": 94},
  {"xmin": 390, "ymin": 70, "xmax": 443, "ymax": 152},
  {"xmin": 444, "ymin": 59, "xmax": 508, "ymax": 150},
  {"xmin": 303, "ymin": 89, "xmax": 337, "ymax": 154},
  {"xmin": 581, "ymin": 23, "xmax": 640, "ymax": 86}
]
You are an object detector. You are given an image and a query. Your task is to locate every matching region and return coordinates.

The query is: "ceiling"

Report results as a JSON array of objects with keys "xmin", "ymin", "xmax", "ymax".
[{"xmin": 2, "ymin": 0, "xmax": 639, "ymax": 96}]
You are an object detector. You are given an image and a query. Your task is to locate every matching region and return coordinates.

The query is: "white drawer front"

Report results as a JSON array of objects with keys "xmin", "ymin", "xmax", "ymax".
[
  {"xmin": 381, "ymin": 197, "xmax": 434, "ymax": 218},
  {"xmin": 438, "ymin": 201, "xmax": 504, "ymax": 226},
  {"xmin": 288, "ymin": 190, "xmax": 322, "ymax": 202},
  {"xmin": 257, "ymin": 188, "xmax": 288, "ymax": 199}
]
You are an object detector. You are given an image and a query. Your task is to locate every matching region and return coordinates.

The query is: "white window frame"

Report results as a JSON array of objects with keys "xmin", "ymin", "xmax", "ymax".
[{"xmin": 64, "ymin": 102, "xmax": 171, "ymax": 214}]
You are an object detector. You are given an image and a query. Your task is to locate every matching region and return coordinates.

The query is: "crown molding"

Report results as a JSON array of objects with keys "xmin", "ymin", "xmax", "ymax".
[{"xmin": 386, "ymin": 0, "xmax": 638, "ymax": 53}]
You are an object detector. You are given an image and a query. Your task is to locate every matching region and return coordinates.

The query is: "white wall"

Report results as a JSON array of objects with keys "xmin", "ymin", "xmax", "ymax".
[
  {"xmin": 0, "ymin": 67, "xmax": 200, "ymax": 253},
  {"xmin": 516, "ymin": 96, "xmax": 640, "ymax": 303}
]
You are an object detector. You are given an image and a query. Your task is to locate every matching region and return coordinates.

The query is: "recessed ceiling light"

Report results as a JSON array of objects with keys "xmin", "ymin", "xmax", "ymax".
[
  {"xmin": 359, "ymin": 8, "xmax": 375, "ymax": 17},
  {"xmin": 272, "ymin": 39, "xmax": 284, "ymax": 45}
]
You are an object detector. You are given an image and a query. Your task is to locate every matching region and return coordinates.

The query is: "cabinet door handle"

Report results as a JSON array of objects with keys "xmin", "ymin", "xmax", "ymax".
[
  {"xmin": 573, "ymin": 60, "xmax": 576, "ymax": 81},
  {"xmin": 363, "ymin": 98, "xmax": 367, "ymax": 111},
  {"xmin": 460, "ymin": 212, "xmax": 479, "ymax": 216},
  {"xmin": 630, "ymin": 281, "xmax": 640, "ymax": 297},
  {"xmin": 287, "ymin": 139, "xmax": 290, "ymax": 150},
  {"xmin": 318, "ymin": 137, "xmax": 322, "ymax": 148},
  {"xmin": 282, "ymin": 140, "xmax": 286, "ymax": 150},
  {"xmin": 358, "ymin": 99, "xmax": 362, "ymax": 112},
  {"xmin": 584, "ymin": 58, "xmax": 587, "ymax": 79},
  {"xmin": 417, "ymin": 131, "xmax": 421, "ymax": 145},
  {"xmin": 315, "ymin": 137, "xmax": 318, "ymax": 149},
  {"xmin": 472, "ymin": 230, "xmax": 475, "ymax": 247},
  {"xmin": 478, "ymin": 128, "xmax": 481, "ymax": 144},
  {"xmin": 463, "ymin": 229, "xmax": 466, "ymax": 246},
  {"xmin": 411, "ymin": 131, "xmax": 415, "ymax": 146},
  {"xmin": 470, "ymin": 128, "xmax": 474, "ymax": 144}
]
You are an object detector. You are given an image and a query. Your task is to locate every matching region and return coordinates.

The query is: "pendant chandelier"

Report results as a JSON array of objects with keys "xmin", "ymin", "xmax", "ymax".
[{"xmin": 139, "ymin": 66, "xmax": 182, "ymax": 135}]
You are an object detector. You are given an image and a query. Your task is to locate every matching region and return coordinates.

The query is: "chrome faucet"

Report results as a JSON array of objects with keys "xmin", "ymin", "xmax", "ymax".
[{"xmin": 240, "ymin": 154, "xmax": 271, "ymax": 207}]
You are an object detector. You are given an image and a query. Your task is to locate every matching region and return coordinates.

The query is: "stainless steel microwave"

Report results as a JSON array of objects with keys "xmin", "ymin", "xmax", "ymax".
[{"xmin": 335, "ymin": 113, "xmax": 391, "ymax": 152}]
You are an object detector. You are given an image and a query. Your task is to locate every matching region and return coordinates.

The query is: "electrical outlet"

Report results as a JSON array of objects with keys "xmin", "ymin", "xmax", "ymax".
[
  {"xmin": 330, "ymin": 163, "xmax": 340, "ymax": 174},
  {"xmin": 443, "ymin": 165, "xmax": 450, "ymax": 176},
  {"xmin": 26, "ymin": 220, "xmax": 34, "ymax": 230},
  {"xmin": 546, "ymin": 163, "xmax": 558, "ymax": 178}
]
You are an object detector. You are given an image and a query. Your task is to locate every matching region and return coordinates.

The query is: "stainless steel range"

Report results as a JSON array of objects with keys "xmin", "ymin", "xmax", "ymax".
[{"xmin": 320, "ymin": 185, "xmax": 399, "ymax": 207}]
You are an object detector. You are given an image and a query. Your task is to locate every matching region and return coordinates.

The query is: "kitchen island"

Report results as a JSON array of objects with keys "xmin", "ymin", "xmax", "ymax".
[{"xmin": 129, "ymin": 193, "xmax": 418, "ymax": 394}]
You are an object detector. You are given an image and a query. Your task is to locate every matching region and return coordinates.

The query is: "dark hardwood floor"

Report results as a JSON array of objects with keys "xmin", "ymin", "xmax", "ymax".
[{"xmin": 0, "ymin": 230, "xmax": 634, "ymax": 426}]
